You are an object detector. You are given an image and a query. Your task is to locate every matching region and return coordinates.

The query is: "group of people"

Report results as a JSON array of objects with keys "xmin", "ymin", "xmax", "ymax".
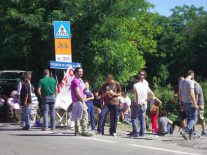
[
  {"xmin": 178, "ymin": 70, "xmax": 207, "ymax": 140},
  {"xmin": 6, "ymin": 69, "xmax": 57, "ymax": 131},
  {"xmin": 70, "ymin": 67, "xmax": 174, "ymax": 137},
  {"xmin": 5, "ymin": 67, "xmax": 206, "ymax": 140}
]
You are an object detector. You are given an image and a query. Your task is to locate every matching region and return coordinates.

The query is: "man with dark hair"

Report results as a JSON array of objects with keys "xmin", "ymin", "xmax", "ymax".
[
  {"xmin": 38, "ymin": 69, "xmax": 57, "ymax": 131},
  {"xmin": 130, "ymin": 73, "xmax": 151, "ymax": 137},
  {"xmin": 194, "ymin": 80, "xmax": 207, "ymax": 137},
  {"xmin": 180, "ymin": 70, "xmax": 198, "ymax": 140},
  {"xmin": 20, "ymin": 72, "xmax": 32, "ymax": 130},
  {"xmin": 71, "ymin": 67, "xmax": 93, "ymax": 136},
  {"xmin": 97, "ymin": 74, "xmax": 121, "ymax": 137}
]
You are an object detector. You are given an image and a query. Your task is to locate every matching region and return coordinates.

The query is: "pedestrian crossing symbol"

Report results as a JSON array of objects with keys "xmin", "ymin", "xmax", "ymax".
[
  {"xmin": 54, "ymin": 21, "xmax": 71, "ymax": 38},
  {"xmin": 56, "ymin": 25, "xmax": 68, "ymax": 36}
]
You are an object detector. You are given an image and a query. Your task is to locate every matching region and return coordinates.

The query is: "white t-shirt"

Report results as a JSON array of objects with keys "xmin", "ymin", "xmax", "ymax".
[
  {"xmin": 7, "ymin": 97, "xmax": 20, "ymax": 109},
  {"xmin": 123, "ymin": 96, "xmax": 131, "ymax": 107},
  {"xmin": 133, "ymin": 82, "xmax": 150, "ymax": 105},
  {"xmin": 142, "ymin": 79, "xmax": 149, "ymax": 87}
]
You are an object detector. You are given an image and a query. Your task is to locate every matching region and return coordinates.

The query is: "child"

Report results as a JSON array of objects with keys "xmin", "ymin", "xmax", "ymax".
[
  {"xmin": 158, "ymin": 110, "xmax": 175, "ymax": 136},
  {"xmin": 83, "ymin": 81, "xmax": 95, "ymax": 131},
  {"xmin": 150, "ymin": 97, "xmax": 162, "ymax": 134}
]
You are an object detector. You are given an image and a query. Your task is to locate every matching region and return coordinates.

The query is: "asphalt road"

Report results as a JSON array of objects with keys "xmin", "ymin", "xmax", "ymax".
[{"xmin": 0, "ymin": 123, "xmax": 207, "ymax": 155}]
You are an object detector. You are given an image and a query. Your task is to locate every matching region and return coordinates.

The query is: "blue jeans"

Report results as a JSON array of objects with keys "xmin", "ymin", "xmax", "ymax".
[
  {"xmin": 86, "ymin": 103, "xmax": 96, "ymax": 130},
  {"xmin": 23, "ymin": 105, "xmax": 31, "ymax": 129},
  {"xmin": 43, "ymin": 102, "xmax": 55, "ymax": 129},
  {"xmin": 131, "ymin": 104, "xmax": 147, "ymax": 136},
  {"xmin": 183, "ymin": 102, "xmax": 198, "ymax": 134},
  {"xmin": 97, "ymin": 104, "xmax": 119, "ymax": 134}
]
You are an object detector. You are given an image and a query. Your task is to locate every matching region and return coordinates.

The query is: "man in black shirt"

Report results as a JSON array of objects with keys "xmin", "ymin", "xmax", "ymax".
[{"xmin": 20, "ymin": 72, "xmax": 32, "ymax": 130}]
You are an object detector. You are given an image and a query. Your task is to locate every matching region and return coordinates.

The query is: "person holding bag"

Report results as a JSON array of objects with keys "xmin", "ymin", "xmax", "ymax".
[{"xmin": 97, "ymin": 74, "xmax": 121, "ymax": 137}]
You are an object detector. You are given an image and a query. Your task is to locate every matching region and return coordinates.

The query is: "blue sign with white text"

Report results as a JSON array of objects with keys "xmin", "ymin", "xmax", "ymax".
[
  {"xmin": 54, "ymin": 21, "xmax": 71, "ymax": 38},
  {"xmin": 50, "ymin": 61, "xmax": 81, "ymax": 70}
]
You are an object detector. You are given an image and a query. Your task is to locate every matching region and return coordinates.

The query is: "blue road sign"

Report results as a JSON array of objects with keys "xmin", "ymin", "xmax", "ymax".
[
  {"xmin": 54, "ymin": 21, "xmax": 71, "ymax": 38},
  {"xmin": 50, "ymin": 61, "xmax": 81, "ymax": 70}
]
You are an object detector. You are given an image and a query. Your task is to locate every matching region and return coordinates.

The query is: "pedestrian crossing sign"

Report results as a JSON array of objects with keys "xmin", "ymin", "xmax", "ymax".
[{"xmin": 54, "ymin": 21, "xmax": 70, "ymax": 38}]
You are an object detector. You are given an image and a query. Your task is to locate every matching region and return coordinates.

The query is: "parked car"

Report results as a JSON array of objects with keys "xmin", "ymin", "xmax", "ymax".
[
  {"xmin": 0, "ymin": 70, "xmax": 28, "ymax": 122},
  {"xmin": 0, "ymin": 70, "xmax": 27, "ymax": 97}
]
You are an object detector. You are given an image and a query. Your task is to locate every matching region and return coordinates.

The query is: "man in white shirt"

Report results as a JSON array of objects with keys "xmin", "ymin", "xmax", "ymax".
[{"xmin": 131, "ymin": 71, "xmax": 151, "ymax": 137}]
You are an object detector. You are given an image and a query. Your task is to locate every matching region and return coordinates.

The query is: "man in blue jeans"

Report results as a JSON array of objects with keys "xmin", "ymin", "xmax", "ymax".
[
  {"xmin": 97, "ymin": 74, "xmax": 121, "ymax": 137},
  {"xmin": 180, "ymin": 70, "xmax": 198, "ymax": 140},
  {"xmin": 38, "ymin": 69, "xmax": 57, "ymax": 131},
  {"xmin": 130, "ymin": 71, "xmax": 151, "ymax": 137},
  {"xmin": 20, "ymin": 72, "xmax": 32, "ymax": 130}
]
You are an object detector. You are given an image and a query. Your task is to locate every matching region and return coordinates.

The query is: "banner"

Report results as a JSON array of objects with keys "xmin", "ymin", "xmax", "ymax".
[{"xmin": 55, "ymin": 66, "xmax": 75, "ymax": 110}]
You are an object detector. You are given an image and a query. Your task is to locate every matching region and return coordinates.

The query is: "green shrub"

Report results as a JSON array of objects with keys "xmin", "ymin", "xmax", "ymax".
[{"xmin": 153, "ymin": 84, "xmax": 179, "ymax": 121}]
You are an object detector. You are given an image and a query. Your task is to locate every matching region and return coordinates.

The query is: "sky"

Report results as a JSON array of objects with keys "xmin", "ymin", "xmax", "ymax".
[{"xmin": 147, "ymin": 0, "xmax": 207, "ymax": 16}]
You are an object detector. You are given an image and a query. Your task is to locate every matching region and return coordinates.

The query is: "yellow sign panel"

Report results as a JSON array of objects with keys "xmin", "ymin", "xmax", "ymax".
[{"xmin": 55, "ymin": 38, "xmax": 71, "ymax": 55}]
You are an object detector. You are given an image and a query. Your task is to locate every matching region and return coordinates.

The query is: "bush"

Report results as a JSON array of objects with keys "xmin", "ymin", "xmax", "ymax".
[{"xmin": 153, "ymin": 84, "xmax": 179, "ymax": 121}]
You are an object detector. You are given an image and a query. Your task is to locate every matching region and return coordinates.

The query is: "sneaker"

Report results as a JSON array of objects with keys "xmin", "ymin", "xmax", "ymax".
[
  {"xmin": 22, "ymin": 127, "xmax": 31, "ymax": 130},
  {"xmin": 189, "ymin": 134, "xmax": 195, "ymax": 140},
  {"xmin": 139, "ymin": 134, "xmax": 145, "ymax": 137},
  {"xmin": 41, "ymin": 128, "xmax": 49, "ymax": 131},
  {"xmin": 132, "ymin": 133, "xmax": 139, "ymax": 138},
  {"xmin": 20, "ymin": 122, "xmax": 24, "ymax": 127},
  {"xmin": 111, "ymin": 133, "xmax": 117, "ymax": 137},
  {"xmin": 81, "ymin": 131, "xmax": 94, "ymax": 137},
  {"xmin": 180, "ymin": 130, "xmax": 189, "ymax": 140},
  {"xmin": 201, "ymin": 131, "xmax": 207, "ymax": 137},
  {"xmin": 128, "ymin": 132, "xmax": 138, "ymax": 138}
]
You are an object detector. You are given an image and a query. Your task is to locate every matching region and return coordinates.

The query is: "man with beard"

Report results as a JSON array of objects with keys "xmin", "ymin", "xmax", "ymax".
[
  {"xmin": 97, "ymin": 74, "xmax": 121, "ymax": 137},
  {"xmin": 71, "ymin": 67, "xmax": 93, "ymax": 137}
]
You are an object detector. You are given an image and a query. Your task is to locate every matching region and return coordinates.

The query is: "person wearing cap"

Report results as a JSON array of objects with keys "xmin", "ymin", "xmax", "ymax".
[
  {"xmin": 7, "ymin": 91, "xmax": 20, "ymax": 109},
  {"xmin": 7, "ymin": 91, "xmax": 20, "ymax": 122}
]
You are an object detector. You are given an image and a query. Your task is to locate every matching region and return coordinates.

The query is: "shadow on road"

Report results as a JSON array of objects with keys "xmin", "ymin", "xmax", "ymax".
[{"xmin": 9, "ymin": 132, "xmax": 75, "ymax": 137}]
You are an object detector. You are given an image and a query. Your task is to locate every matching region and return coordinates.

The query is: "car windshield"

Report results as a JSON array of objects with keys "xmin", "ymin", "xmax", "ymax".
[{"xmin": 0, "ymin": 72, "xmax": 22, "ymax": 80}]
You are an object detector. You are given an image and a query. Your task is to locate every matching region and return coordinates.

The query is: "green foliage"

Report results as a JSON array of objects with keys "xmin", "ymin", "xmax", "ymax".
[
  {"xmin": 153, "ymin": 84, "xmax": 178, "ymax": 119},
  {"xmin": 152, "ymin": 64, "xmax": 169, "ymax": 87},
  {"xmin": 0, "ymin": 0, "xmax": 161, "ymax": 87}
]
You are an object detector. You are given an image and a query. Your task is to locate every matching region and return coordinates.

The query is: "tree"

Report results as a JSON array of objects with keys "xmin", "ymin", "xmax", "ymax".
[
  {"xmin": 0, "ymin": 0, "xmax": 161, "ymax": 87},
  {"xmin": 146, "ymin": 5, "xmax": 207, "ymax": 85}
]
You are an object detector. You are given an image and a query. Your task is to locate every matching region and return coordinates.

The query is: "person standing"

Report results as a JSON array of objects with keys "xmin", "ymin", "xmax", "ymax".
[
  {"xmin": 20, "ymin": 72, "xmax": 32, "ymax": 130},
  {"xmin": 131, "ymin": 72, "xmax": 151, "ymax": 137},
  {"xmin": 37, "ymin": 69, "xmax": 57, "ymax": 131},
  {"xmin": 71, "ymin": 67, "xmax": 93, "ymax": 136},
  {"xmin": 178, "ymin": 76, "xmax": 187, "ymax": 133},
  {"xmin": 97, "ymin": 74, "xmax": 121, "ymax": 136},
  {"xmin": 180, "ymin": 70, "xmax": 198, "ymax": 140},
  {"xmin": 194, "ymin": 80, "xmax": 207, "ymax": 136},
  {"xmin": 83, "ymin": 81, "xmax": 95, "ymax": 131}
]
